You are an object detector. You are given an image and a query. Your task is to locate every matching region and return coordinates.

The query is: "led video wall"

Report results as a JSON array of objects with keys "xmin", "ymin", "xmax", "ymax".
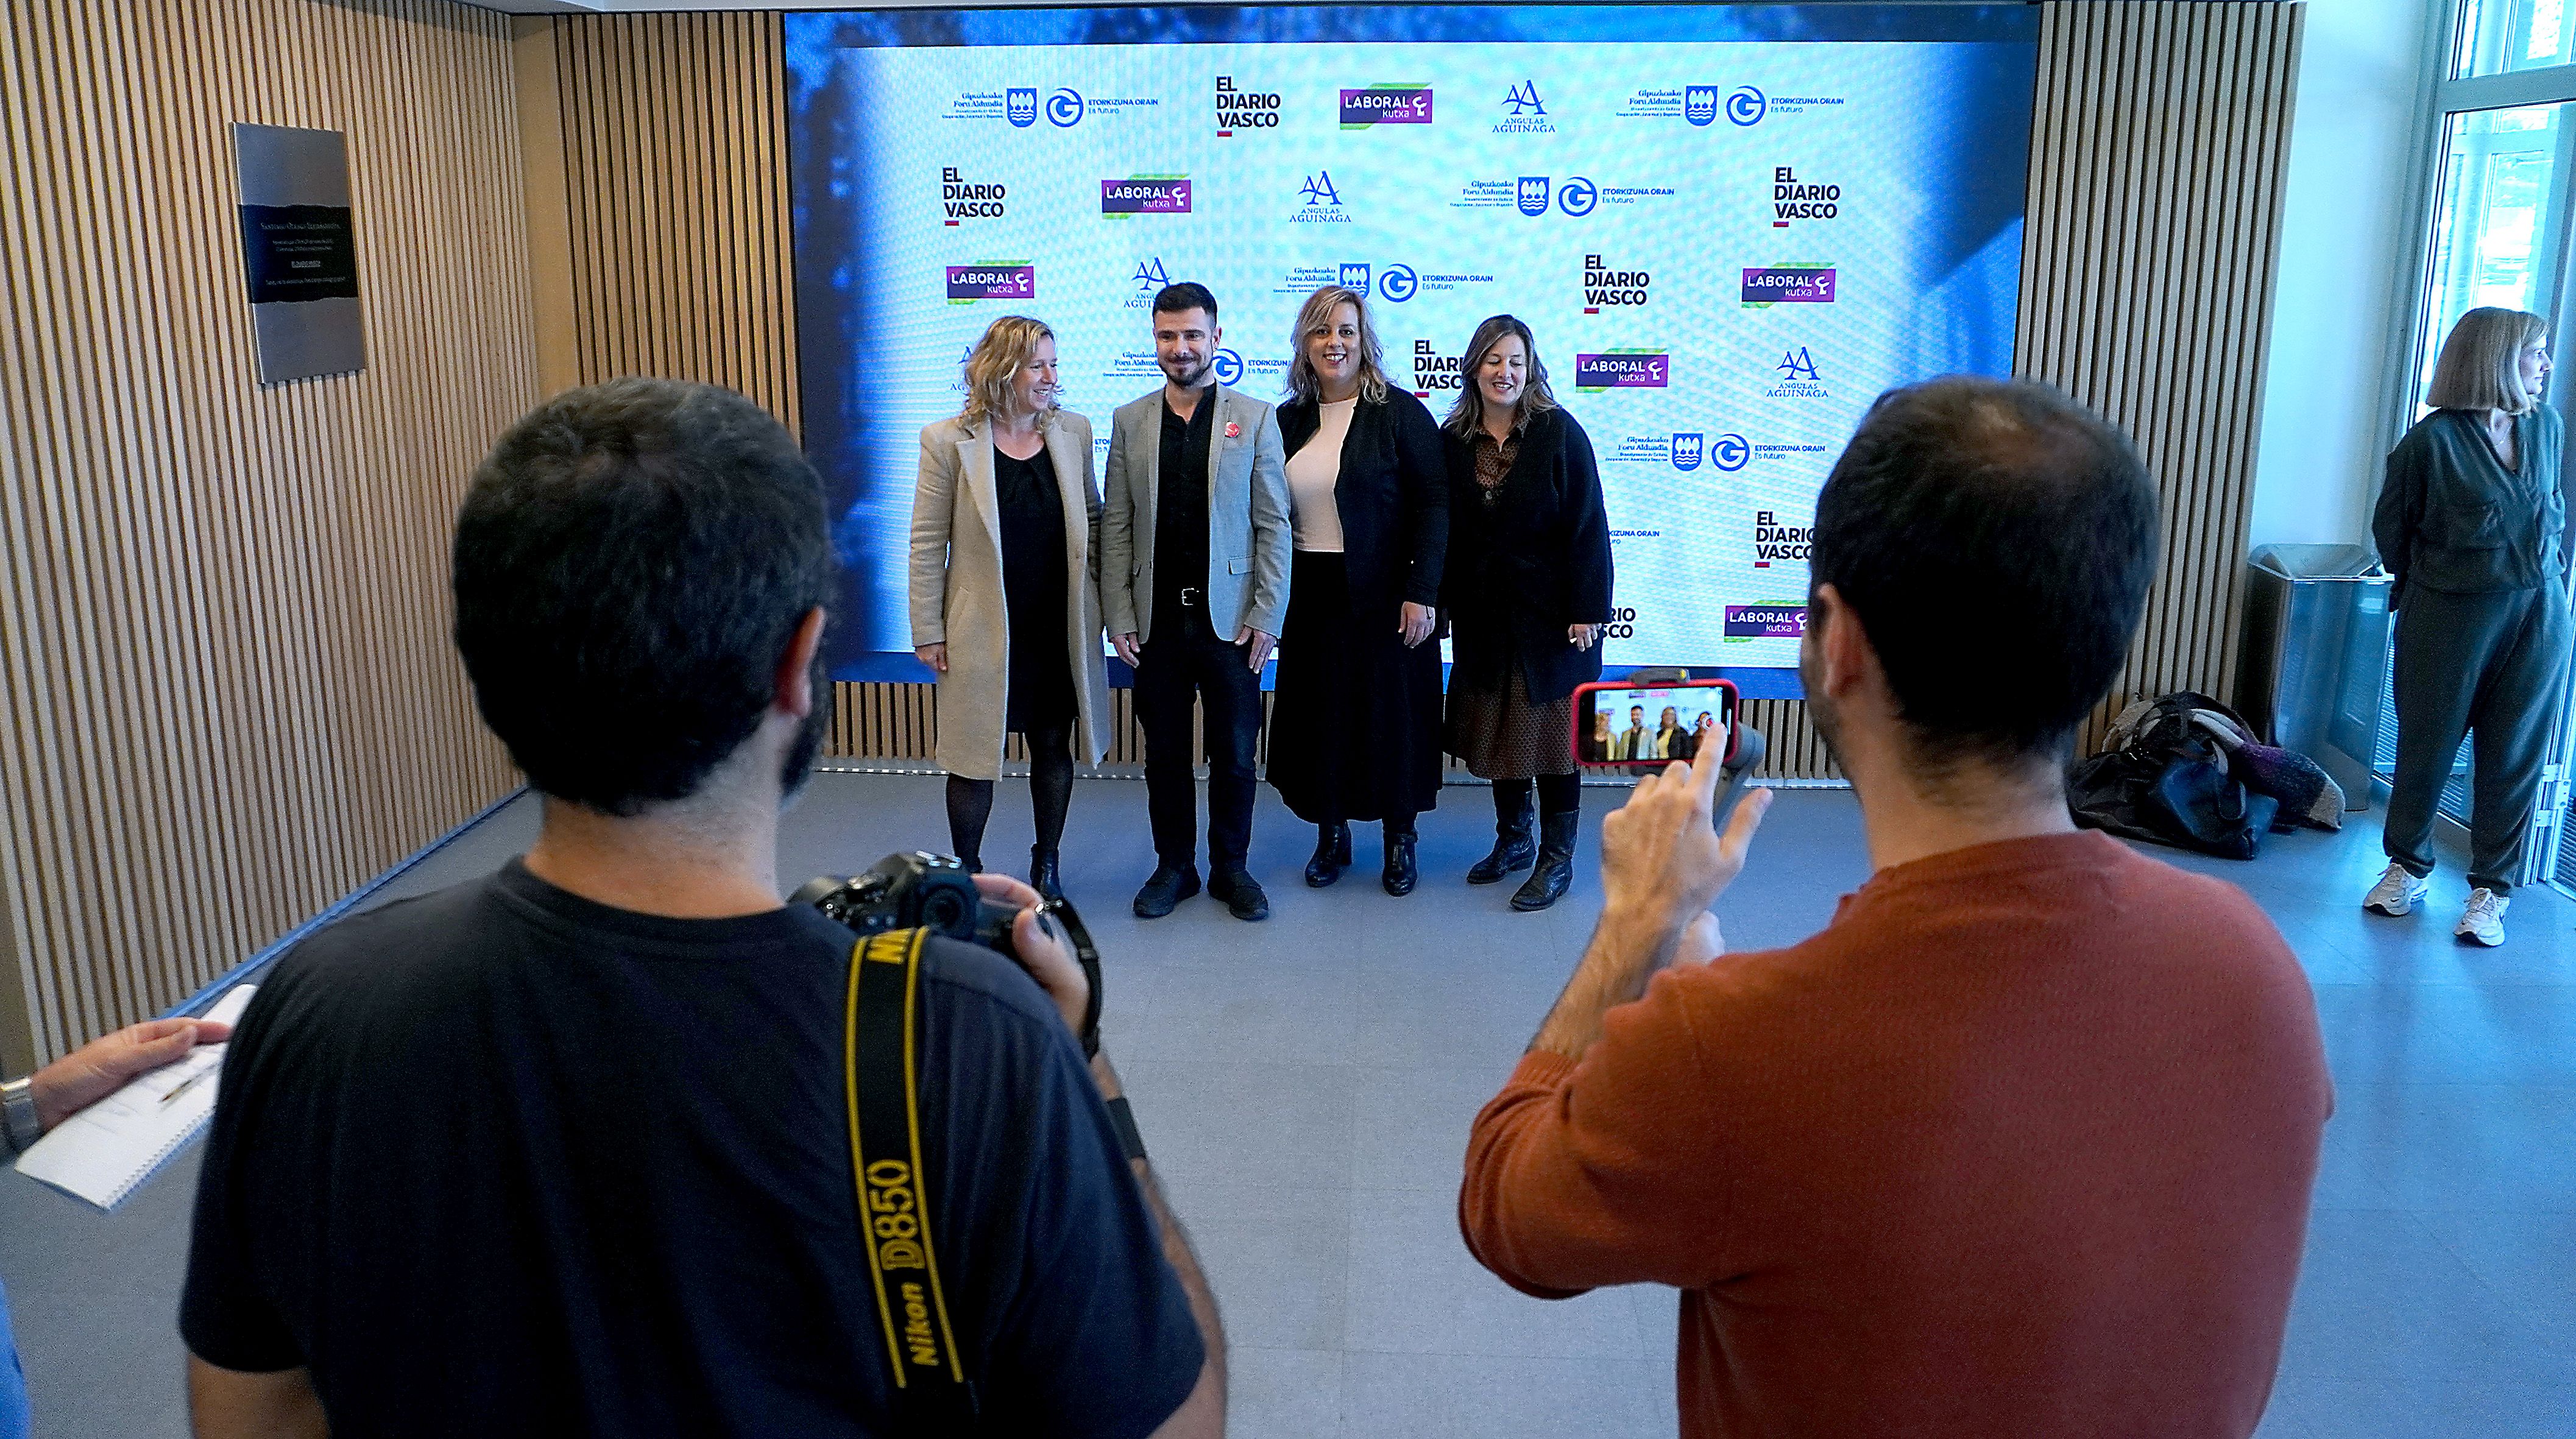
[{"xmin": 787, "ymin": 5, "xmax": 2040, "ymax": 679}]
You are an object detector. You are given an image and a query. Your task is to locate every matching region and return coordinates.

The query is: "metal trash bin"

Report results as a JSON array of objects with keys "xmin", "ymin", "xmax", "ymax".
[{"xmin": 2234, "ymin": 543, "xmax": 2391, "ymax": 810}]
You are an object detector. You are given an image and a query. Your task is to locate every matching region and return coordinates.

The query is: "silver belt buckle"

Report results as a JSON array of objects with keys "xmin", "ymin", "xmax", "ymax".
[{"xmin": 1180, "ymin": 586, "xmax": 1205, "ymax": 607}]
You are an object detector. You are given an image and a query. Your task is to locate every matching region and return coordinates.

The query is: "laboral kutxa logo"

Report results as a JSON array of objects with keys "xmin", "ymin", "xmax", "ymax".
[
  {"xmin": 1573, "ymin": 350, "xmax": 1669, "ymax": 391},
  {"xmin": 1214, "ymin": 76, "xmax": 1281, "ymax": 135},
  {"xmin": 946, "ymin": 263, "xmax": 1035, "ymax": 302},
  {"xmin": 1771, "ymin": 166, "xmax": 1841, "ymax": 226},
  {"xmin": 1724, "ymin": 603, "xmax": 1805, "ymax": 638},
  {"xmin": 1741, "ymin": 266, "xmax": 1836, "ymax": 305},
  {"xmin": 1495, "ymin": 80, "xmax": 1555, "ymax": 135},
  {"xmin": 1101, "ymin": 175, "xmax": 1192, "ymax": 214},
  {"xmin": 1340, "ymin": 83, "xmax": 1433, "ymax": 127}
]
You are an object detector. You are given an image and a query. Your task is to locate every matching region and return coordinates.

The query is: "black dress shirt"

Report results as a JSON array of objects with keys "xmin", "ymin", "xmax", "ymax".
[{"xmin": 1153, "ymin": 389, "xmax": 1215, "ymax": 627}]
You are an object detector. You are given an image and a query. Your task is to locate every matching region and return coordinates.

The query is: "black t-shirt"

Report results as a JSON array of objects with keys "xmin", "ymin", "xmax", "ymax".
[
  {"xmin": 180, "ymin": 860, "xmax": 1200, "ymax": 1438},
  {"xmin": 1153, "ymin": 392, "xmax": 1214, "ymax": 624}
]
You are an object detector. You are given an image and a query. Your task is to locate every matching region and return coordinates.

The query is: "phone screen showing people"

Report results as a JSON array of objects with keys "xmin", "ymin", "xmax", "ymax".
[{"xmin": 1574, "ymin": 680, "xmax": 1738, "ymax": 768}]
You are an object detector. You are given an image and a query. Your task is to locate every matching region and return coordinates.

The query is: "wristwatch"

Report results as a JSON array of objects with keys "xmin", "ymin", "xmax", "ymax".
[{"xmin": 1, "ymin": 1076, "xmax": 41, "ymax": 1155}]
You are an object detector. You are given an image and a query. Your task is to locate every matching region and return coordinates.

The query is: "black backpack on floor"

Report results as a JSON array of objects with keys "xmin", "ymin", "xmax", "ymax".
[{"xmin": 2068, "ymin": 693, "xmax": 2281, "ymax": 861}]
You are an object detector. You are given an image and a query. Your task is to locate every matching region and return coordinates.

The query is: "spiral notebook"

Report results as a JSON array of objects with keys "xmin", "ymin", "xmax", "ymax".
[{"xmin": 13, "ymin": 985, "xmax": 258, "ymax": 1212}]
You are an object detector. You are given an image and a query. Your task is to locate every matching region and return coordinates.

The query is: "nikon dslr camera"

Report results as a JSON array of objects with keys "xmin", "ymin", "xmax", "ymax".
[{"xmin": 794, "ymin": 852, "xmax": 1104, "ymax": 1055}]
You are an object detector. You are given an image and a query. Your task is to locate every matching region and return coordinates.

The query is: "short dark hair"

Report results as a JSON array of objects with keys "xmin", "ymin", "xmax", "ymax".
[
  {"xmin": 453, "ymin": 378, "xmax": 835, "ymax": 814},
  {"xmin": 1811, "ymin": 377, "xmax": 2157, "ymax": 769},
  {"xmin": 1152, "ymin": 281, "xmax": 1218, "ymax": 322}
]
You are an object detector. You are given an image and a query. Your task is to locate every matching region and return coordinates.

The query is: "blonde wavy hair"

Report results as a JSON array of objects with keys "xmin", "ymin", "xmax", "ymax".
[
  {"xmin": 2427, "ymin": 306, "xmax": 2549, "ymax": 414},
  {"xmin": 958, "ymin": 315, "xmax": 1059, "ymax": 427},
  {"xmin": 1284, "ymin": 285, "xmax": 1390, "ymax": 405}
]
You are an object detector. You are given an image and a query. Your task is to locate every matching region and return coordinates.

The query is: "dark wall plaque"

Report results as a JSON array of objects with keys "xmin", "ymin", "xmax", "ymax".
[
  {"xmin": 233, "ymin": 124, "xmax": 364, "ymax": 383},
  {"xmin": 239, "ymin": 204, "xmax": 359, "ymax": 304}
]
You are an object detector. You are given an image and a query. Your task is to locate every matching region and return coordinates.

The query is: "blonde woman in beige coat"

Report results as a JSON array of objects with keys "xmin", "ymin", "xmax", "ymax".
[{"xmin": 911, "ymin": 316, "xmax": 1110, "ymax": 899}]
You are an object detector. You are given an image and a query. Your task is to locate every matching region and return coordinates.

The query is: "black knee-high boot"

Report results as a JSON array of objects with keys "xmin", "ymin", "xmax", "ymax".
[
  {"xmin": 1512, "ymin": 777, "xmax": 1580, "ymax": 912},
  {"xmin": 1468, "ymin": 780, "xmax": 1537, "ymax": 884}
]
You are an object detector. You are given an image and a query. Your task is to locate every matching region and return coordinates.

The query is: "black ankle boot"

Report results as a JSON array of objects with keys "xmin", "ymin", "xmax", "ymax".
[
  {"xmin": 1467, "ymin": 791, "xmax": 1537, "ymax": 885},
  {"xmin": 1029, "ymin": 846, "xmax": 1063, "ymax": 902},
  {"xmin": 1511, "ymin": 811, "xmax": 1580, "ymax": 912},
  {"xmin": 1305, "ymin": 821, "xmax": 1353, "ymax": 888},
  {"xmin": 1382, "ymin": 828, "xmax": 1418, "ymax": 896}
]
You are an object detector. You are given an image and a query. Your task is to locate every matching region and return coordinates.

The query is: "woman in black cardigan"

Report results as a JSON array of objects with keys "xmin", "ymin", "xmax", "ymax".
[
  {"xmin": 1441, "ymin": 314, "xmax": 1613, "ymax": 911},
  {"xmin": 1269, "ymin": 285, "xmax": 1449, "ymax": 894}
]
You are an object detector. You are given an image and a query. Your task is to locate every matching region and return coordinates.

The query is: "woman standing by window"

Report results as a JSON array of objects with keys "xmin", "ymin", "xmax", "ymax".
[
  {"xmin": 1267, "ymin": 285, "xmax": 1449, "ymax": 895},
  {"xmin": 910, "ymin": 316, "xmax": 1109, "ymax": 899},
  {"xmin": 2368, "ymin": 306, "xmax": 2567, "ymax": 947},
  {"xmin": 1440, "ymin": 314, "xmax": 1613, "ymax": 912}
]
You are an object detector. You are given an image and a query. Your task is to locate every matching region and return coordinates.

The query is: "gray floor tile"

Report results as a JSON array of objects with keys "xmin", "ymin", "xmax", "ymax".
[
  {"xmin": 1342, "ymin": 1187, "xmax": 1643, "ymax": 1359},
  {"xmin": 1349, "ymin": 1065, "xmax": 1516, "ymax": 1192},
  {"xmin": 1117, "ymin": 1061, "xmax": 1359, "ymax": 1192},
  {"xmin": 2280, "ymin": 1209, "xmax": 2576, "ymax": 1385},
  {"xmin": 1338, "ymin": 1352, "xmax": 1668, "ymax": 1439},
  {"xmin": 1158, "ymin": 1184, "xmax": 1350, "ymax": 1352},
  {"xmin": 1226, "ymin": 1346, "xmax": 1344, "ymax": 1439},
  {"xmin": 2263, "ymin": 1377, "xmax": 2576, "ymax": 1438},
  {"xmin": 2327, "ymin": 1084, "xmax": 2576, "ymax": 1211},
  {"xmin": 2418, "ymin": 1209, "xmax": 2576, "ymax": 1323}
]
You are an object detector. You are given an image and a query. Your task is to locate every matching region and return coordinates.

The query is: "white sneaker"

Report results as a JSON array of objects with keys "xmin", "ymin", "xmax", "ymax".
[
  {"xmin": 2457, "ymin": 888, "xmax": 2510, "ymax": 947},
  {"xmin": 2363, "ymin": 861, "xmax": 2430, "ymax": 916}
]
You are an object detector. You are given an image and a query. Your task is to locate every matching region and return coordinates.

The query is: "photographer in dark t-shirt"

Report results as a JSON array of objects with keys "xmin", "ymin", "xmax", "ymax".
[{"xmin": 180, "ymin": 380, "xmax": 1223, "ymax": 1438}]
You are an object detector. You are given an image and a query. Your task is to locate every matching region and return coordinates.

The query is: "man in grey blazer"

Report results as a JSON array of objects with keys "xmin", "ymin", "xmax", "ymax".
[{"xmin": 1102, "ymin": 282, "xmax": 1293, "ymax": 921}]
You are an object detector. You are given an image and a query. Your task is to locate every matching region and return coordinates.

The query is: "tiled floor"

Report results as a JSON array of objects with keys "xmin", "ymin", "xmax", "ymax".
[{"xmin": 2, "ymin": 772, "xmax": 2570, "ymax": 1437}]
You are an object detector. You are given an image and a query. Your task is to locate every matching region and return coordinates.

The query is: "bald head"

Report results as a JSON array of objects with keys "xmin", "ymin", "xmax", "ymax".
[{"xmin": 1809, "ymin": 377, "xmax": 2158, "ymax": 769}]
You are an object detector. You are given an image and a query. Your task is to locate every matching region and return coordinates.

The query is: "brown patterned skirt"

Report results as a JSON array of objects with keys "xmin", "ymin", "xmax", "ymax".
[{"xmin": 1445, "ymin": 663, "xmax": 1577, "ymax": 780}]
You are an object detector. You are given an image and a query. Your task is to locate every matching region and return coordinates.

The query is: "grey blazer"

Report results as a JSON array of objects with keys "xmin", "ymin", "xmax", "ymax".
[
  {"xmin": 909, "ymin": 411, "xmax": 1111, "ymax": 780},
  {"xmin": 1099, "ymin": 384, "xmax": 1292, "ymax": 645}
]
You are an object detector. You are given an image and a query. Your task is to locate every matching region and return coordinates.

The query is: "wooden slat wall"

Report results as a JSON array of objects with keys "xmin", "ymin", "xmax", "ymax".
[
  {"xmin": 0, "ymin": 0, "xmax": 530, "ymax": 1069},
  {"xmin": 534, "ymin": 2, "xmax": 2302, "ymax": 786},
  {"xmin": 545, "ymin": 12, "xmax": 801, "ymax": 428},
  {"xmin": 2017, "ymin": 1, "xmax": 2305, "ymax": 741}
]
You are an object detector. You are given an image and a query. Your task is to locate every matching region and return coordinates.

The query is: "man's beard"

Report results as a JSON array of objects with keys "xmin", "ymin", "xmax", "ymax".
[
  {"xmin": 1161, "ymin": 353, "xmax": 1211, "ymax": 388},
  {"xmin": 779, "ymin": 651, "xmax": 832, "ymax": 807}
]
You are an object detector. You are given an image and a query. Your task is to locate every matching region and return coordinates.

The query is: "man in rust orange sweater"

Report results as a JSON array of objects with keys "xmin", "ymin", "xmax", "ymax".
[{"xmin": 1460, "ymin": 377, "xmax": 2332, "ymax": 1438}]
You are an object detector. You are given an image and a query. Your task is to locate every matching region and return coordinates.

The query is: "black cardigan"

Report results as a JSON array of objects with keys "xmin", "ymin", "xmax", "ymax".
[
  {"xmin": 1276, "ymin": 387, "xmax": 1449, "ymax": 616},
  {"xmin": 1440, "ymin": 406, "xmax": 1614, "ymax": 702}
]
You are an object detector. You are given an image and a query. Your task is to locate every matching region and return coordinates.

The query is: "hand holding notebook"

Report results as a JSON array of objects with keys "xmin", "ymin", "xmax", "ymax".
[{"xmin": 12, "ymin": 985, "xmax": 257, "ymax": 1211}]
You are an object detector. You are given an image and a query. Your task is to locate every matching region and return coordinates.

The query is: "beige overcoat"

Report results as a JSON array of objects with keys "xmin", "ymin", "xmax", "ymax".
[{"xmin": 908, "ymin": 411, "xmax": 1110, "ymax": 781}]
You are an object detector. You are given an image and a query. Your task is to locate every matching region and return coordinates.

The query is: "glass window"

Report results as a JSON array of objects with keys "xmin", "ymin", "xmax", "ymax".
[
  {"xmin": 2455, "ymin": 0, "xmax": 2576, "ymax": 77},
  {"xmin": 2407, "ymin": 103, "xmax": 2569, "ymax": 412}
]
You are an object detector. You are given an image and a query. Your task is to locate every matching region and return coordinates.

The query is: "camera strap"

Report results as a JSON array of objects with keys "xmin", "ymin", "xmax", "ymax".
[{"xmin": 844, "ymin": 927, "xmax": 977, "ymax": 1423}]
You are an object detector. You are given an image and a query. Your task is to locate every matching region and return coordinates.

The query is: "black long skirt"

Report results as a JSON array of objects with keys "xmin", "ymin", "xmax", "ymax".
[{"xmin": 1267, "ymin": 551, "xmax": 1445, "ymax": 824}]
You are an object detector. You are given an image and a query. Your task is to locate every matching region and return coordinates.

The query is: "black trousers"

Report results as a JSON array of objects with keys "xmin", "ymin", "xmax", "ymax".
[
  {"xmin": 2386, "ymin": 584, "xmax": 2573, "ymax": 892},
  {"xmin": 1133, "ymin": 606, "xmax": 1265, "ymax": 871}
]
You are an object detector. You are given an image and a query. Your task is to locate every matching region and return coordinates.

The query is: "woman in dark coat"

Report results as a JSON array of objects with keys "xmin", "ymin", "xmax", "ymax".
[
  {"xmin": 2367, "ymin": 305, "xmax": 2568, "ymax": 948},
  {"xmin": 1441, "ymin": 314, "xmax": 1613, "ymax": 911},
  {"xmin": 1269, "ymin": 285, "xmax": 1449, "ymax": 894}
]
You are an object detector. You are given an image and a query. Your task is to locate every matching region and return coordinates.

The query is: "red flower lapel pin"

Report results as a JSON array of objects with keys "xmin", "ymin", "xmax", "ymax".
[{"xmin": 1225, "ymin": 421, "xmax": 1242, "ymax": 439}]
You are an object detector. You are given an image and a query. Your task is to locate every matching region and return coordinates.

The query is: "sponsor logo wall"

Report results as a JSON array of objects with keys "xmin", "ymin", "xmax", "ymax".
[{"xmin": 790, "ymin": 7, "xmax": 2037, "ymax": 673}]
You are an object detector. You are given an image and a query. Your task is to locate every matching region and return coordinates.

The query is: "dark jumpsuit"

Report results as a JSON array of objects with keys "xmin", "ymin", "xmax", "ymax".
[{"xmin": 2372, "ymin": 403, "xmax": 2574, "ymax": 891}]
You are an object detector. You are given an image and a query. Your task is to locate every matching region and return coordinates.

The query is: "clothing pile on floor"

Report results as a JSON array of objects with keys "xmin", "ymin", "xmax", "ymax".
[{"xmin": 2068, "ymin": 692, "xmax": 2344, "ymax": 860}]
